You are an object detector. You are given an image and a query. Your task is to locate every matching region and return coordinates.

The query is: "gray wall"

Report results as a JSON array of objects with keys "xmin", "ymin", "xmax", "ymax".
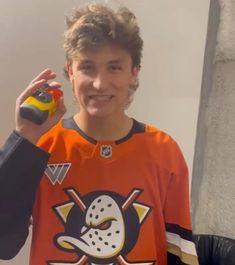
[
  {"xmin": 192, "ymin": 0, "xmax": 235, "ymax": 239},
  {"xmin": 0, "ymin": 0, "xmax": 209, "ymax": 264}
]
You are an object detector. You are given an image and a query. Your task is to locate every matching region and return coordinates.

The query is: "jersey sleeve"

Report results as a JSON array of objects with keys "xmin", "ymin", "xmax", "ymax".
[
  {"xmin": 0, "ymin": 131, "xmax": 49, "ymax": 259},
  {"xmin": 163, "ymin": 139, "xmax": 198, "ymax": 265}
]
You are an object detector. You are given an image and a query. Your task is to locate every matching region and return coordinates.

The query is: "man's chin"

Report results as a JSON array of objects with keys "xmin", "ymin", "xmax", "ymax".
[{"xmin": 87, "ymin": 108, "xmax": 113, "ymax": 119}]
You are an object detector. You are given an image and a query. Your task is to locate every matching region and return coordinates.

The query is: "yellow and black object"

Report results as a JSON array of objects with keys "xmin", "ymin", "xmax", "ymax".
[{"xmin": 20, "ymin": 83, "xmax": 63, "ymax": 125}]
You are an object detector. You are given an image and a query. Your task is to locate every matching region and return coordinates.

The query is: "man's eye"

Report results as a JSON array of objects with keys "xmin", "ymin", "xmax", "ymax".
[
  {"xmin": 109, "ymin": 65, "xmax": 122, "ymax": 71},
  {"xmin": 79, "ymin": 65, "xmax": 95, "ymax": 72}
]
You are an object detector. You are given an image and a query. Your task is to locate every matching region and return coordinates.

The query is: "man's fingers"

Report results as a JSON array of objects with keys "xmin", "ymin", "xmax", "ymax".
[
  {"xmin": 30, "ymin": 68, "xmax": 56, "ymax": 84},
  {"xmin": 17, "ymin": 79, "xmax": 47, "ymax": 105},
  {"xmin": 48, "ymin": 81, "xmax": 62, "ymax": 89},
  {"xmin": 55, "ymin": 97, "xmax": 67, "ymax": 116},
  {"xmin": 47, "ymin": 97, "xmax": 67, "ymax": 127},
  {"xmin": 17, "ymin": 70, "xmax": 62, "ymax": 106}
]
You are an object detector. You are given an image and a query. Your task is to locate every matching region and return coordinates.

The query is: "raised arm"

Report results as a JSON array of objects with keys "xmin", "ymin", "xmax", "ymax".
[{"xmin": 0, "ymin": 69, "xmax": 66, "ymax": 259}]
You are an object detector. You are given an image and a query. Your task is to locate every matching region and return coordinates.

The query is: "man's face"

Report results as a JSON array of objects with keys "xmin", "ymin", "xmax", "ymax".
[{"xmin": 68, "ymin": 44, "xmax": 138, "ymax": 119}]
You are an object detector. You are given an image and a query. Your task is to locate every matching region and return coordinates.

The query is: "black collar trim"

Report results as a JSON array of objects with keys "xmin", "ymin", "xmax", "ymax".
[{"xmin": 62, "ymin": 117, "xmax": 145, "ymax": 145}]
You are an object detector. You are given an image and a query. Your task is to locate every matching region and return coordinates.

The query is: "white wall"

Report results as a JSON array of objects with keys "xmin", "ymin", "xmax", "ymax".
[{"xmin": 0, "ymin": 0, "xmax": 209, "ymax": 264}]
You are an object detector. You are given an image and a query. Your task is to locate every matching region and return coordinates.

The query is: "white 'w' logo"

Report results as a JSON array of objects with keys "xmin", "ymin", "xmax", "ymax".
[{"xmin": 45, "ymin": 163, "xmax": 71, "ymax": 185}]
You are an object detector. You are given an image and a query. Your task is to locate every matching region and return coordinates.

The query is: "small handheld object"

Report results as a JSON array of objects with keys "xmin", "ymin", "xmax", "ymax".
[{"xmin": 20, "ymin": 83, "xmax": 63, "ymax": 125}]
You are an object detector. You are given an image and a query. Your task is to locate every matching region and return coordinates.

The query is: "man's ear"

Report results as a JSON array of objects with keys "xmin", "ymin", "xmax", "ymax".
[
  {"xmin": 131, "ymin": 64, "xmax": 141, "ymax": 83},
  {"xmin": 65, "ymin": 62, "xmax": 74, "ymax": 83}
]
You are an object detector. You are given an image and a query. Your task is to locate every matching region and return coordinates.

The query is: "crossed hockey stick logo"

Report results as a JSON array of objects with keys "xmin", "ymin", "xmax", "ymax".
[{"xmin": 47, "ymin": 188, "xmax": 155, "ymax": 265}]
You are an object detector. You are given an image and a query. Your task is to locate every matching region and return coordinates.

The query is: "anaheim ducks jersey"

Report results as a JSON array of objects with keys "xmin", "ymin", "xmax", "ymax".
[{"xmin": 29, "ymin": 117, "xmax": 198, "ymax": 265}]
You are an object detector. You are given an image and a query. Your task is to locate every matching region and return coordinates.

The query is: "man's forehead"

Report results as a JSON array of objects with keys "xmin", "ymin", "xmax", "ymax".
[{"xmin": 73, "ymin": 44, "xmax": 131, "ymax": 63}]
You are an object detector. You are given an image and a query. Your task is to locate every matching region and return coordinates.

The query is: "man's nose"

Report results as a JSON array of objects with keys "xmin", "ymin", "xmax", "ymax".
[{"xmin": 93, "ymin": 71, "xmax": 109, "ymax": 90}]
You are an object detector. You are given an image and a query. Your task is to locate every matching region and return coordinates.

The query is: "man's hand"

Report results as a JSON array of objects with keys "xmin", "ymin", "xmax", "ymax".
[{"xmin": 15, "ymin": 68, "xmax": 67, "ymax": 144}]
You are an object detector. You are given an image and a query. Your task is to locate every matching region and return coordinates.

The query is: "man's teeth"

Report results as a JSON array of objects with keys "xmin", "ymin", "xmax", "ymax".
[{"xmin": 89, "ymin": 95, "xmax": 112, "ymax": 100}]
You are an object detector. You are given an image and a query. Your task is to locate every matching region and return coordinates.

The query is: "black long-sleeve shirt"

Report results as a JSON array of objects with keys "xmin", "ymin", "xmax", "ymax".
[{"xmin": 0, "ymin": 131, "xmax": 49, "ymax": 259}]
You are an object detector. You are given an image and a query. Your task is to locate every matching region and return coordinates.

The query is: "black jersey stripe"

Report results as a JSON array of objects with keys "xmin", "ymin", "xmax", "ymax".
[{"xmin": 165, "ymin": 223, "xmax": 193, "ymax": 241}]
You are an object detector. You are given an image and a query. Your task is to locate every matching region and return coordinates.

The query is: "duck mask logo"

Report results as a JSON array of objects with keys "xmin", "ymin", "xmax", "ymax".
[{"xmin": 47, "ymin": 188, "xmax": 155, "ymax": 265}]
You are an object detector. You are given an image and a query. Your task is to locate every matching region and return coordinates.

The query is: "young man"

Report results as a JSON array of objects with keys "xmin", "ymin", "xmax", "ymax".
[{"xmin": 0, "ymin": 3, "xmax": 198, "ymax": 265}]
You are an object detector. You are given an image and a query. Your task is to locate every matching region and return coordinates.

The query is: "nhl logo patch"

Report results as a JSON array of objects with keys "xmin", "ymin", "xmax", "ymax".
[{"xmin": 100, "ymin": 145, "xmax": 112, "ymax": 158}]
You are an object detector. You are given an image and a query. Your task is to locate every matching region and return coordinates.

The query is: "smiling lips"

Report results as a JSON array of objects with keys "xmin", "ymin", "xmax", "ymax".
[{"xmin": 88, "ymin": 95, "xmax": 113, "ymax": 101}]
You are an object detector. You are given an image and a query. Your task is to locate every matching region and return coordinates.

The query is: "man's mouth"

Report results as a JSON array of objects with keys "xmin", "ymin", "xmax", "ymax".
[{"xmin": 88, "ymin": 95, "xmax": 113, "ymax": 101}]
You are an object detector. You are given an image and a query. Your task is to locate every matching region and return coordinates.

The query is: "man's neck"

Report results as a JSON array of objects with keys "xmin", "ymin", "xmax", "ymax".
[{"xmin": 73, "ymin": 112, "xmax": 133, "ymax": 142}]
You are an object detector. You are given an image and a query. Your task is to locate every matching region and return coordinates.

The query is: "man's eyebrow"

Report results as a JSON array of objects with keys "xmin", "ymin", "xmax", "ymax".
[
  {"xmin": 77, "ymin": 58, "xmax": 127, "ymax": 65},
  {"xmin": 108, "ymin": 59, "xmax": 126, "ymax": 64},
  {"xmin": 78, "ymin": 59, "xmax": 94, "ymax": 64}
]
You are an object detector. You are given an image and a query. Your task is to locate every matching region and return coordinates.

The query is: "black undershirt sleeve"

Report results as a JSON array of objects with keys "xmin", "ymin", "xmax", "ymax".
[{"xmin": 0, "ymin": 131, "xmax": 49, "ymax": 259}]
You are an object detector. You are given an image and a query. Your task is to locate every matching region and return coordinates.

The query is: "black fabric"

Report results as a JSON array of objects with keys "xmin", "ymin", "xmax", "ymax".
[
  {"xmin": 0, "ymin": 131, "xmax": 49, "ymax": 259},
  {"xmin": 115, "ymin": 119, "xmax": 145, "ymax": 144},
  {"xmin": 194, "ymin": 234, "xmax": 235, "ymax": 265},
  {"xmin": 62, "ymin": 117, "xmax": 145, "ymax": 144},
  {"xmin": 0, "ymin": 226, "xmax": 29, "ymax": 259},
  {"xmin": 165, "ymin": 223, "xmax": 193, "ymax": 241},
  {"xmin": 167, "ymin": 252, "xmax": 187, "ymax": 265},
  {"xmin": 62, "ymin": 117, "xmax": 97, "ymax": 144}
]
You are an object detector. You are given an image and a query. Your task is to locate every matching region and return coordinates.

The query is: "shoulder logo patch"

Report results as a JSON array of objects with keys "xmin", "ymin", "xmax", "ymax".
[{"xmin": 45, "ymin": 163, "xmax": 71, "ymax": 185}]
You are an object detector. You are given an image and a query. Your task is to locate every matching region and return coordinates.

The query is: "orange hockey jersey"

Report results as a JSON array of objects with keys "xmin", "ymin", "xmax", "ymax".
[{"xmin": 28, "ymin": 117, "xmax": 198, "ymax": 265}]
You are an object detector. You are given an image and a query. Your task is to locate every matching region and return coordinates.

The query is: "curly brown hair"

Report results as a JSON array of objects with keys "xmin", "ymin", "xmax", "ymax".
[{"xmin": 63, "ymin": 3, "xmax": 143, "ymax": 105}]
